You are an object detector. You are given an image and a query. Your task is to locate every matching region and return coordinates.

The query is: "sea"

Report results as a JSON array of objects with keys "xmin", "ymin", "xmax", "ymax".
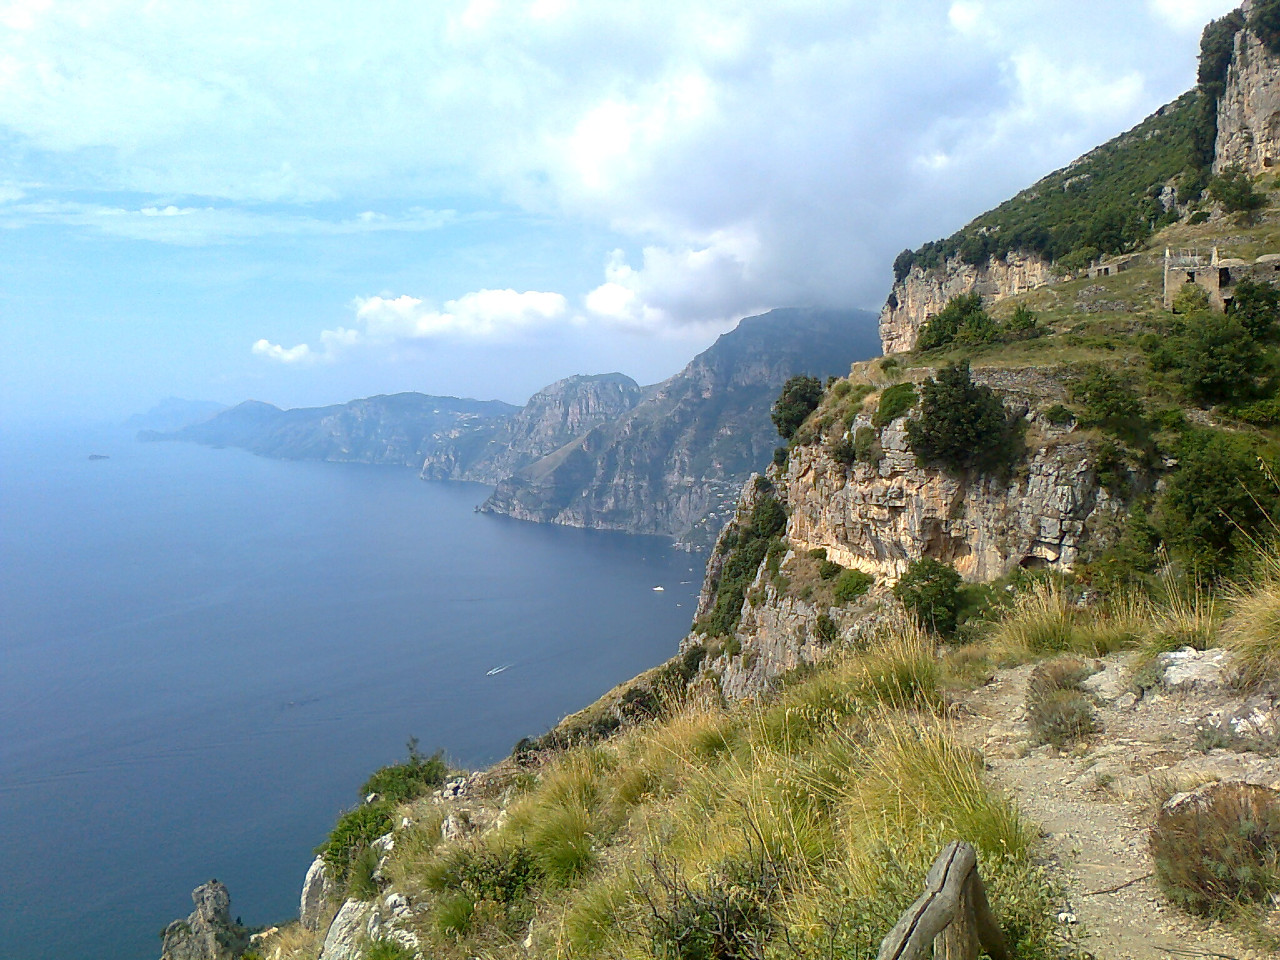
[{"xmin": 0, "ymin": 425, "xmax": 705, "ymax": 960}]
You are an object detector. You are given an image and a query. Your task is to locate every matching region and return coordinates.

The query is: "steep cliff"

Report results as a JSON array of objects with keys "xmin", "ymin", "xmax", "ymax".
[
  {"xmin": 143, "ymin": 393, "xmax": 518, "ymax": 467},
  {"xmin": 479, "ymin": 308, "xmax": 882, "ymax": 545},
  {"xmin": 1215, "ymin": 2, "xmax": 1280, "ymax": 174},
  {"xmin": 419, "ymin": 373, "xmax": 645, "ymax": 484},
  {"xmin": 691, "ymin": 361, "xmax": 1130, "ymax": 699},
  {"xmin": 879, "ymin": 252, "xmax": 1054, "ymax": 354}
]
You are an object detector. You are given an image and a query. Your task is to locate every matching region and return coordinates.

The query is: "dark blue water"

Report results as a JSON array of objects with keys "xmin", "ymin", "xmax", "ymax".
[{"xmin": 0, "ymin": 427, "xmax": 704, "ymax": 960}]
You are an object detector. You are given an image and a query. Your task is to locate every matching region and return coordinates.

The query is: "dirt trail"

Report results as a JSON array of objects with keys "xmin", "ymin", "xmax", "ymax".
[{"xmin": 954, "ymin": 657, "xmax": 1279, "ymax": 960}]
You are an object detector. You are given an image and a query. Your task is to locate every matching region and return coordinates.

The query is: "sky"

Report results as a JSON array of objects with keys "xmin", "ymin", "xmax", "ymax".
[{"xmin": 0, "ymin": 0, "xmax": 1242, "ymax": 424}]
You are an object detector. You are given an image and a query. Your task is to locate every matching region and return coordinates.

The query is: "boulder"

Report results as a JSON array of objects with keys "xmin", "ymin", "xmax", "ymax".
[
  {"xmin": 1157, "ymin": 647, "xmax": 1231, "ymax": 692},
  {"xmin": 1081, "ymin": 661, "xmax": 1128, "ymax": 702},
  {"xmin": 300, "ymin": 856, "xmax": 338, "ymax": 932},
  {"xmin": 318, "ymin": 899, "xmax": 372, "ymax": 960},
  {"xmin": 159, "ymin": 880, "xmax": 248, "ymax": 960}
]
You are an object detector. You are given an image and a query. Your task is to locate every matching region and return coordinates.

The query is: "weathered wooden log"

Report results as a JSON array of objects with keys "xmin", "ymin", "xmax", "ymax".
[{"xmin": 876, "ymin": 841, "xmax": 1009, "ymax": 960}]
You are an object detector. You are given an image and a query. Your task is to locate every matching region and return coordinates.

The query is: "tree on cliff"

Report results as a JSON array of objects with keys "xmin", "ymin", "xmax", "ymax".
[
  {"xmin": 907, "ymin": 361, "xmax": 1022, "ymax": 478},
  {"xmin": 771, "ymin": 375, "xmax": 824, "ymax": 440}
]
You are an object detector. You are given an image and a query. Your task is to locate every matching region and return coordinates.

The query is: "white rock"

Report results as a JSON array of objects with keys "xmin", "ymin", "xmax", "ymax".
[
  {"xmin": 1157, "ymin": 647, "xmax": 1231, "ymax": 692},
  {"xmin": 441, "ymin": 813, "xmax": 469, "ymax": 840},
  {"xmin": 1080, "ymin": 662, "xmax": 1127, "ymax": 702},
  {"xmin": 300, "ymin": 856, "xmax": 337, "ymax": 932},
  {"xmin": 318, "ymin": 899, "xmax": 373, "ymax": 960},
  {"xmin": 372, "ymin": 832, "xmax": 395, "ymax": 855}
]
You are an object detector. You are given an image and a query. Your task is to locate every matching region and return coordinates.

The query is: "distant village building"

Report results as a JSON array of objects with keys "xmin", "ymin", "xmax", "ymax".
[
  {"xmin": 1162, "ymin": 246, "xmax": 1280, "ymax": 310},
  {"xmin": 1087, "ymin": 254, "xmax": 1138, "ymax": 279}
]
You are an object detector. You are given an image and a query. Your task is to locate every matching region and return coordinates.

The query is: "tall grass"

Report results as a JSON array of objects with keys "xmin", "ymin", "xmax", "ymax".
[
  {"xmin": 1226, "ymin": 548, "xmax": 1280, "ymax": 687},
  {"xmin": 986, "ymin": 578, "xmax": 1141, "ymax": 662}
]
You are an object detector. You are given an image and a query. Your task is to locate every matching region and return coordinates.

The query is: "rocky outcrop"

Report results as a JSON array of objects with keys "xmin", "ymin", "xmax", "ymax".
[
  {"xmin": 143, "ymin": 393, "xmax": 518, "ymax": 466},
  {"xmin": 159, "ymin": 881, "xmax": 248, "ymax": 960},
  {"xmin": 300, "ymin": 856, "xmax": 338, "ymax": 932},
  {"xmin": 879, "ymin": 251, "xmax": 1055, "ymax": 354},
  {"xmin": 785, "ymin": 374, "xmax": 1119, "ymax": 582},
  {"xmin": 691, "ymin": 364, "xmax": 1129, "ymax": 698},
  {"xmin": 1215, "ymin": 4, "xmax": 1280, "ymax": 175},
  {"xmin": 317, "ymin": 899, "xmax": 372, "ymax": 960},
  {"xmin": 481, "ymin": 308, "xmax": 882, "ymax": 545},
  {"xmin": 420, "ymin": 373, "xmax": 644, "ymax": 484}
]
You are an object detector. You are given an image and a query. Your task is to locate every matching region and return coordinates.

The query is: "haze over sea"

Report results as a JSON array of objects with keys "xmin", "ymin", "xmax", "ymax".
[{"xmin": 0, "ymin": 426, "xmax": 702, "ymax": 960}]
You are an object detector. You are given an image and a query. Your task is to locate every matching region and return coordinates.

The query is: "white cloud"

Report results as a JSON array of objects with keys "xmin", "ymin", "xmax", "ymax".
[
  {"xmin": 255, "ymin": 289, "xmax": 569, "ymax": 363},
  {"xmin": 251, "ymin": 340, "xmax": 314, "ymax": 364},
  {"xmin": 0, "ymin": 1, "xmax": 1237, "ymax": 334}
]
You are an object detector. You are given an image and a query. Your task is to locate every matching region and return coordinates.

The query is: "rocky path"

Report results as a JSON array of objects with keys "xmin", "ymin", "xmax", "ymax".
[{"xmin": 954, "ymin": 655, "xmax": 1280, "ymax": 960}]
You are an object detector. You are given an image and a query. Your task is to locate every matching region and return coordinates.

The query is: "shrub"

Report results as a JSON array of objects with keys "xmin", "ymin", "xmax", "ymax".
[
  {"xmin": 818, "ymin": 559, "xmax": 843, "ymax": 581},
  {"xmin": 1210, "ymin": 164, "xmax": 1266, "ymax": 216},
  {"xmin": 1151, "ymin": 782, "xmax": 1280, "ymax": 916},
  {"xmin": 1029, "ymin": 689, "xmax": 1098, "ymax": 749},
  {"xmin": 696, "ymin": 495, "xmax": 788, "ymax": 637},
  {"xmin": 1252, "ymin": 0, "xmax": 1280, "ymax": 55},
  {"xmin": 1070, "ymin": 366, "xmax": 1145, "ymax": 442},
  {"xmin": 832, "ymin": 569, "xmax": 874, "ymax": 604},
  {"xmin": 853, "ymin": 425, "xmax": 882, "ymax": 467},
  {"xmin": 917, "ymin": 292, "xmax": 988, "ymax": 350},
  {"xmin": 771, "ymin": 376, "xmax": 824, "ymax": 440},
  {"xmin": 872, "ymin": 382, "xmax": 918, "ymax": 428},
  {"xmin": 319, "ymin": 804, "xmax": 394, "ymax": 880},
  {"xmin": 771, "ymin": 445, "xmax": 789, "ymax": 468},
  {"xmin": 1227, "ymin": 277, "xmax": 1280, "ymax": 341},
  {"xmin": 1043, "ymin": 404, "xmax": 1074, "ymax": 426},
  {"xmin": 814, "ymin": 614, "xmax": 838, "ymax": 646},
  {"xmin": 1026, "ymin": 657, "xmax": 1099, "ymax": 749},
  {"xmin": 1172, "ymin": 312, "xmax": 1263, "ymax": 406},
  {"xmin": 1187, "ymin": 209, "xmax": 1211, "ymax": 225},
  {"xmin": 347, "ymin": 845, "xmax": 381, "ymax": 900},
  {"xmin": 362, "ymin": 739, "xmax": 449, "ymax": 805},
  {"xmin": 829, "ymin": 435, "xmax": 856, "ymax": 466},
  {"xmin": 647, "ymin": 857, "xmax": 779, "ymax": 960},
  {"xmin": 907, "ymin": 361, "xmax": 1022, "ymax": 478},
  {"xmin": 1171, "ymin": 283, "xmax": 1211, "ymax": 314},
  {"xmin": 894, "ymin": 557, "xmax": 962, "ymax": 635},
  {"xmin": 1155, "ymin": 430, "xmax": 1278, "ymax": 578},
  {"xmin": 363, "ymin": 940, "xmax": 417, "ymax": 960}
]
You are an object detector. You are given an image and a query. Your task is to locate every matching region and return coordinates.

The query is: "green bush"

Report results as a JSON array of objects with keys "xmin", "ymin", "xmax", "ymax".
[
  {"xmin": 829, "ymin": 435, "xmax": 856, "ymax": 466},
  {"xmin": 695, "ymin": 495, "xmax": 788, "ymax": 637},
  {"xmin": 1070, "ymin": 366, "xmax": 1146, "ymax": 442},
  {"xmin": 1026, "ymin": 657, "xmax": 1099, "ymax": 749},
  {"xmin": 1043, "ymin": 403, "xmax": 1074, "ymax": 426},
  {"xmin": 363, "ymin": 940, "xmax": 417, "ymax": 960},
  {"xmin": 647, "ymin": 858, "xmax": 779, "ymax": 960},
  {"xmin": 771, "ymin": 376, "xmax": 824, "ymax": 440},
  {"xmin": 1155, "ymin": 430, "xmax": 1279, "ymax": 578},
  {"xmin": 1172, "ymin": 312, "xmax": 1264, "ymax": 406},
  {"xmin": 771, "ymin": 445, "xmax": 789, "ymax": 468},
  {"xmin": 814, "ymin": 613, "xmax": 838, "ymax": 646},
  {"xmin": 818, "ymin": 559, "xmax": 843, "ymax": 581},
  {"xmin": 1209, "ymin": 164, "xmax": 1266, "ymax": 215},
  {"xmin": 1228, "ymin": 277, "xmax": 1280, "ymax": 341},
  {"xmin": 1252, "ymin": 0, "xmax": 1280, "ymax": 55},
  {"xmin": 1171, "ymin": 283, "xmax": 1211, "ymax": 314},
  {"xmin": 917, "ymin": 292, "xmax": 993, "ymax": 350},
  {"xmin": 907, "ymin": 361, "xmax": 1022, "ymax": 478},
  {"xmin": 362, "ymin": 739, "xmax": 449, "ymax": 805},
  {"xmin": 894, "ymin": 557, "xmax": 962, "ymax": 635},
  {"xmin": 1151, "ymin": 782, "xmax": 1280, "ymax": 916},
  {"xmin": 833, "ymin": 569, "xmax": 874, "ymax": 604},
  {"xmin": 347, "ymin": 845, "xmax": 381, "ymax": 900},
  {"xmin": 319, "ymin": 804, "xmax": 394, "ymax": 880},
  {"xmin": 872, "ymin": 382, "xmax": 918, "ymax": 428},
  {"xmin": 853, "ymin": 426, "xmax": 882, "ymax": 467},
  {"xmin": 1187, "ymin": 209, "xmax": 1211, "ymax": 225}
]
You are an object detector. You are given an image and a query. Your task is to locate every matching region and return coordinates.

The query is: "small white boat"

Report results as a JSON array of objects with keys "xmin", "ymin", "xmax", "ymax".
[
  {"xmin": 486, "ymin": 663, "xmax": 513, "ymax": 676},
  {"xmin": 652, "ymin": 586, "xmax": 665, "ymax": 592}
]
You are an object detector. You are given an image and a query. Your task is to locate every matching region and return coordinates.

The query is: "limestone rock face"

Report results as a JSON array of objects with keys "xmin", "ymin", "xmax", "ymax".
[
  {"xmin": 420, "ymin": 373, "xmax": 645, "ymax": 484},
  {"xmin": 300, "ymin": 856, "xmax": 338, "ymax": 932},
  {"xmin": 1215, "ymin": 12, "xmax": 1280, "ymax": 175},
  {"xmin": 879, "ymin": 252, "xmax": 1054, "ymax": 354},
  {"xmin": 318, "ymin": 899, "xmax": 372, "ymax": 960},
  {"xmin": 1158, "ymin": 647, "xmax": 1232, "ymax": 692},
  {"xmin": 784, "ymin": 422, "xmax": 1114, "ymax": 584},
  {"xmin": 159, "ymin": 881, "xmax": 248, "ymax": 960}
]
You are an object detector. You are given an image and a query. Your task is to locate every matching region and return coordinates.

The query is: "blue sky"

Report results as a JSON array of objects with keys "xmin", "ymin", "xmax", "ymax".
[{"xmin": 0, "ymin": 0, "xmax": 1239, "ymax": 423}]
